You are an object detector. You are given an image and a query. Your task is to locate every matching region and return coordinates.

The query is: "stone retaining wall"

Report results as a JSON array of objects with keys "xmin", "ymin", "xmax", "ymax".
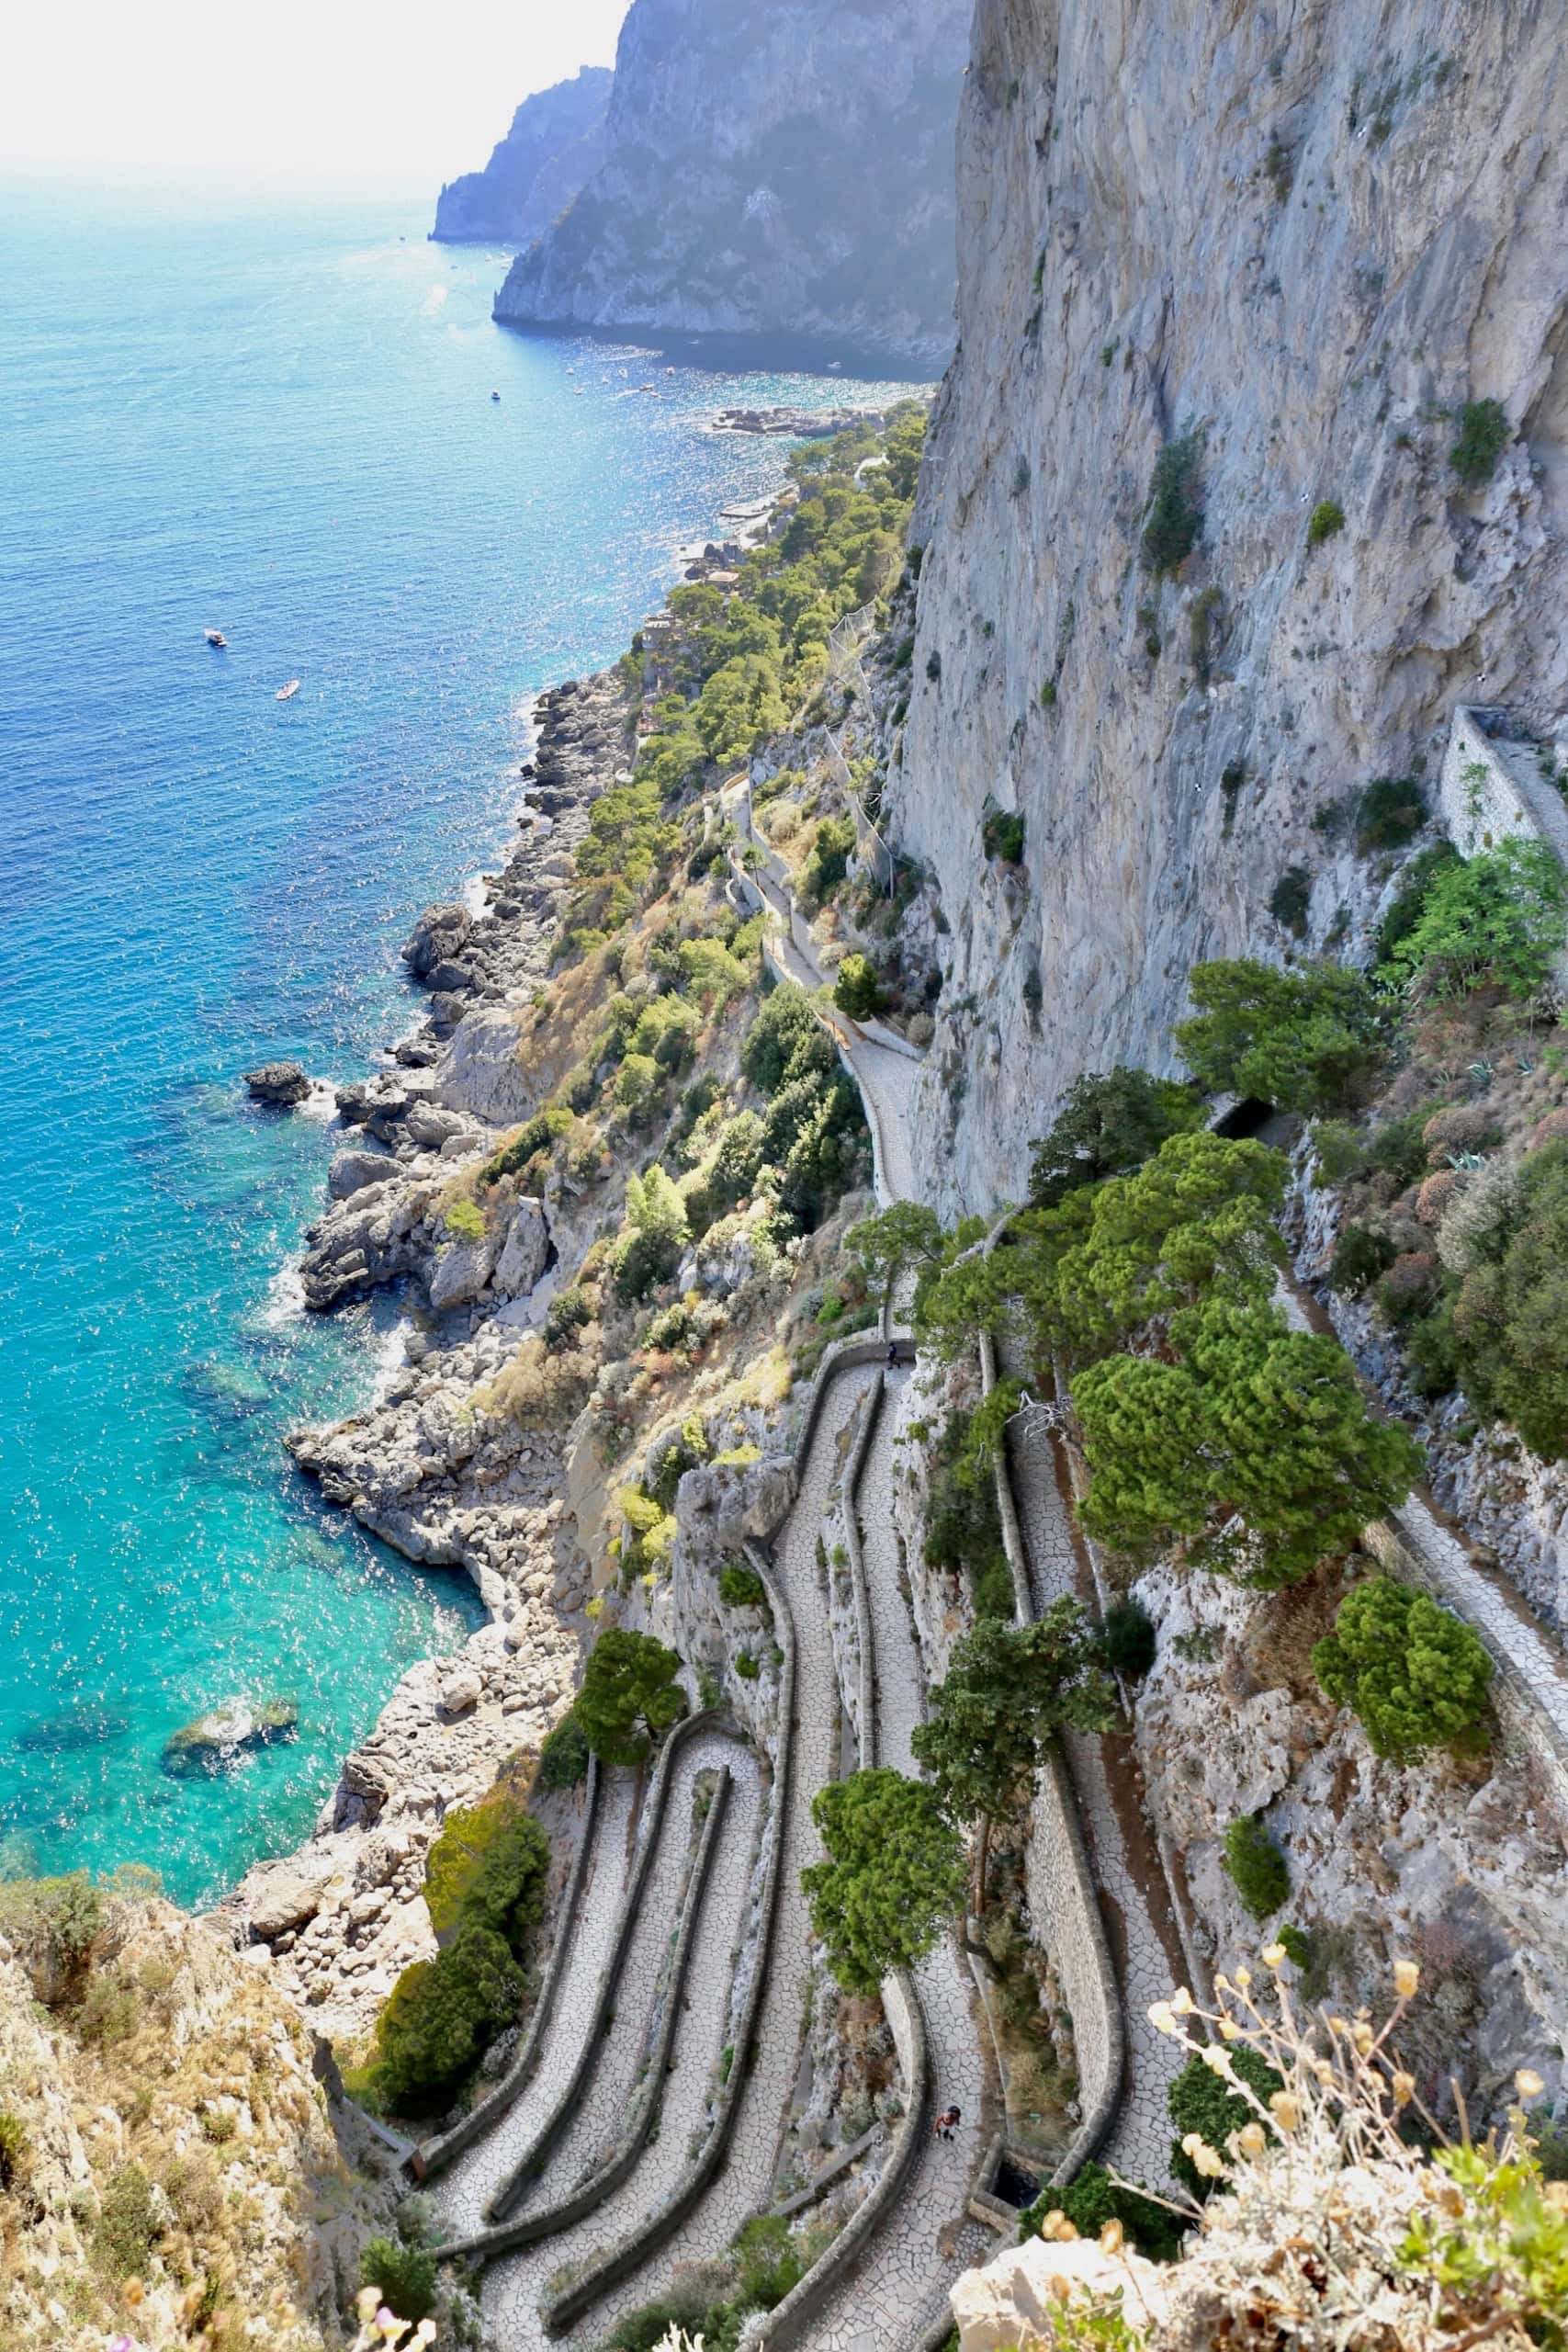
[
  {"xmin": 754, "ymin": 1968, "xmax": 931, "ymax": 2352},
  {"xmin": 464, "ymin": 1707, "xmax": 726, "ymax": 2235},
  {"xmin": 978, "ymin": 1321, "xmax": 1122, "ymax": 2188},
  {"xmin": 544, "ymin": 1544, "xmax": 802, "ymax": 2331},
  {"xmin": 1438, "ymin": 706, "xmax": 1568, "ymax": 867},
  {"xmin": 413, "ymin": 1759, "xmax": 604, "ymax": 2183}
]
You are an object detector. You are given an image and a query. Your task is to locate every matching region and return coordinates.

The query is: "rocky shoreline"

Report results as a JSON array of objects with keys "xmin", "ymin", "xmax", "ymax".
[{"xmin": 213, "ymin": 667, "xmax": 638, "ymax": 2039}]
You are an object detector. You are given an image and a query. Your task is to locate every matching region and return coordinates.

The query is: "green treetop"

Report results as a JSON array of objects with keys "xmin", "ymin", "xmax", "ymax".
[
  {"xmin": 802, "ymin": 1769, "xmax": 965, "ymax": 1996},
  {"xmin": 1028, "ymin": 1068, "xmax": 1204, "ymax": 1209},
  {"xmin": 1074, "ymin": 1293, "xmax": 1424, "ymax": 1587},
  {"xmin": 911, "ymin": 1604, "xmax": 1116, "ymax": 1903},
  {"xmin": 1174, "ymin": 958, "xmax": 1386, "ymax": 1114},
  {"xmin": 1051, "ymin": 1130, "xmax": 1289, "ymax": 1354},
  {"xmin": 575, "ymin": 1628, "xmax": 689, "ymax": 1768},
  {"xmin": 846, "ymin": 1200, "xmax": 948, "ymax": 1313}
]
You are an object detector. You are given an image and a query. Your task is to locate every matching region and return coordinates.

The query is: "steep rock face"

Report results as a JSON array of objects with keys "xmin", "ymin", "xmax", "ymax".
[
  {"xmin": 493, "ymin": 0, "xmax": 970, "ymax": 367},
  {"xmin": 433, "ymin": 66, "xmax": 612, "ymax": 244},
  {"xmin": 894, "ymin": 0, "xmax": 1568, "ymax": 1215}
]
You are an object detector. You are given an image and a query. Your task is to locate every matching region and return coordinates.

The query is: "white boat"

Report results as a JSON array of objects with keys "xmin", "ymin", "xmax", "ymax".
[
  {"xmin": 204, "ymin": 628, "xmax": 227, "ymax": 648},
  {"xmin": 276, "ymin": 680, "xmax": 300, "ymax": 702}
]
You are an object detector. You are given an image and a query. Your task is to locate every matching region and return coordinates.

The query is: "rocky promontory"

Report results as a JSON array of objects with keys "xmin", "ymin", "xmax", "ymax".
[
  {"xmin": 493, "ymin": 0, "xmax": 969, "ymax": 368},
  {"xmin": 432, "ymin": 65, "xmax": 612, "ymax": 245}
]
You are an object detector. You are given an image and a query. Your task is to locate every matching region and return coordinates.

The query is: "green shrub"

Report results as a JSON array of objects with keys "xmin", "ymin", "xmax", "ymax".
[
  {"xmin": 368, "ymin": 1925, "xmax": 525, "ymax": 2114},
  {"xmin": 93, "ymin": 2163, "xmax": 160, "ymax": 2277},
  {"xmin": 734, "ymin": 1650, "xmax": 760, "ymax": 1680},
  {"xmin": 1100, "ymin": 1599, "xmax": 1157, "ymax": 1678},
  {"xmin": 982, "ymin": 808, "xmax": 1027, "ymax": 865},
  {"xmin": 0, "ymin": 1871, "xmax": 104, "ymax": 2007},
  {"xmin": 445, "ymin": 1196, "xmax": 487, "ymax": 1244},
  {"xmin": 75, "ymin": 1969, "xmax": 139, "ymax": 2048},
  {"xmin": 923, "ymin": 1409, "xmax": 1010, "ymax": 1617},
  {"xmin": 1356, "ymin": 776, "xmax": 1427, "ymax": 854},
  {"xmin": 833, "ymin": 954, "xmax": 885, "ymax": 1020},
  {"xmin": 1168, "ymin": 2045, "xmax": 1280, "ymax": 2196},
  {"xmin": 733, "ymin": 2213, "xmax": 806, "ymax": 2310},
  {"xmin": 1306, "ymin": 499, "xmax": 1345, "ymax": 547},
  {"xmin": 718, "ymin": 1561, "xmax": 767, "ymax": 1608},
  {"xmin": 1328, "ymin": 1219, "xmax": 1400, "ymax": 1296},
  {"xmin": 1368, "ymin": 1107, "xmax": 1438, "ymax": 1187},
  {"xmin": 361, "ymin": 2235, "xmax": 437, "ymax": 2324},
  {"xmin": 1020, "ymin": 2160, "xmax": 1186, "ymax": 2260},
  {"xmin": 1450, "ymin": 398, "xmax": 1511, "ymax": 488},
  {"xmin": 1142, "ymin": 434, "xmax": 1203, "ymax": 575},
  {"xmin": 480, "ymin": 1103, "xmax": 573, "ymax": 1188},
  {"xmin": 1439, "ymin": 1142, "xmax": 1568, "ymax": 1455},
  {"xmin": 1375, "ymin": 842, "xmax": 1461, "ymax": 966},
  {"xmin": 1269, "ymin": 865, "xmax": 1313, "ymax": 936},
  {"xmin": 423, "ymin": 1796, "xmax": 549, "ymax": 1954},
  {"xmin": 1275, "ymin": 1921, "xmax": 1311, "ymax": 1970},
  {"xmin": 537, "ymin": 1712, "xmax": 591, "ymax": 1791},
  {"xmin": 543, "ymin": 1285, "xmax": 594, "ymax": 1350},
  {"xmin": 1223, "ymin": 1814, "xmax": 1290, "ymax": 1919},
  {"xmin": 803, "ymin": 816, "xmax": 856, "ymax": 904},
  {"xmin": 803, "ymin": 1769, "xmax": 965, "ymax": 1996},
  {"xmin": 1380, "ymin": 838, "xmax": 1568, "ymax": 1001},
  {"xmin": 1313, "ymin": 1575, "xmax": 1492, "ymax": 1759},
  {"xmin": 742, "ymin": 983, "xmax": 831, "ymax": 1097},
  {"xmin": 1312, "ymin": 1119, "xmax": 1370, "ymax": 1184},
  {"xmin": 1175, "ymin": 957, "xmax": 1385, "ymax": 1114},
  {"xmin": 612, "ymin": 1165, "xmax": 690, "ymax": 1304},
  {"xmin": 0, "ymin": 2110, "xmax": 25, "ymax": 2191}
]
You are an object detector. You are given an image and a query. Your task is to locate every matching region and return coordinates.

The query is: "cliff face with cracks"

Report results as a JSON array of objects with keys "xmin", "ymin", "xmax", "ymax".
[
  {"xmin": 892, "ymin": 0, "xmax": 1568, "ymax": 1216},
  {"xmin": 492, "ymin": 0, "xmax": 970, "ymax": 368},
  {"xmin": 432, "ymin": 66, "xmax": 613, "ymax": 246}
]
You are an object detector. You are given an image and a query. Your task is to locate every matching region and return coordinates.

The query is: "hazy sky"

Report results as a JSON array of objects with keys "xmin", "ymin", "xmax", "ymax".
[{"xmin": 1, "ymin": 2, "xmax": 632, "ymax": 191}]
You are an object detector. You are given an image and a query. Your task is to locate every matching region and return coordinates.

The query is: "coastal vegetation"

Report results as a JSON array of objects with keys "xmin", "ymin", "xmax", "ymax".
[{"xmin": 355, "ymin": 1781, "xmax": 551, "ymax": 2115}]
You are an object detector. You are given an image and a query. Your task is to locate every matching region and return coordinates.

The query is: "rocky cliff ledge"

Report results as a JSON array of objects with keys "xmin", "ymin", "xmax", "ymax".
[
  {"xmin": 432, "ymin": 65, "xmax": 612, "ymax": 245},
  {"xmin": 891, "ymin": 0, "xmax": 1568, "ymax": 1215},
  {"xmin": 493, "ymin": 0, "xmax": 969, "ymax": 368}
]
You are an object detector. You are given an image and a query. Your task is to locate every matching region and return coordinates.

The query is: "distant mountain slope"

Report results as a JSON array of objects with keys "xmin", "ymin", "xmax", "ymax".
[
  {"xmin": 432, "ymin": 65, "xmax": 613, "ymax": 245},
  {"xmin": 492, "ymin": 0, "xmax": 968, "ymax": 368}
]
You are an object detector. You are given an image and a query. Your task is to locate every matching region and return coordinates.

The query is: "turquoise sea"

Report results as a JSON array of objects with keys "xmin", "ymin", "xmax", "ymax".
[{"xmin": 0, "ymin": 175, "xmax": 919, "ymax": 1905}]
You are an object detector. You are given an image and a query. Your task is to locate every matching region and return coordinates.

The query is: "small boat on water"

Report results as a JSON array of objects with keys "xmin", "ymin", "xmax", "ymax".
[
  {"xmin": 276, "ymin": 679, "xmax": 300, "ymax": 702},
  {"xmin": 491, "ymin": 390, "xmax": 501, "ymax": 401},
  {"xmin": 204, "ymin": 628, "xmax": 227, "ymax": 648}
]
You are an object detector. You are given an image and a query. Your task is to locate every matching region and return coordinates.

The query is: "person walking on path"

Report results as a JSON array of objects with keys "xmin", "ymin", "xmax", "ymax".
[{"xmin": 931, "ymin": 2105, "xmax": 962, "ymax": 2143}]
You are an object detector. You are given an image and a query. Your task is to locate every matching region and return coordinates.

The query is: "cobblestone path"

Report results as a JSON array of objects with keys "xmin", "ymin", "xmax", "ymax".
[
  {"xmin": 552, "ymin": 1365, "xmax": 882, "ymax": 2348},
  {"xmin": 436, "ymin": 1766, "xmax": 640, "ymax": 2235},
  {"xmin": 457, "ymin": 1734, "xmax": 761, "ymax": 2351},
  {"xmin": 806, "ymin": 1371, "xmax": 993, "ymax": 2352},
  {"xmin": 1006, "ymin": 1411, "xmax": 1186, "ymax": 2187}
]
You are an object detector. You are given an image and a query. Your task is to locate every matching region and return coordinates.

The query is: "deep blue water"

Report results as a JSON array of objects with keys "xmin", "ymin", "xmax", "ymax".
[{"xmin": 0, "ymin": 176, "xmax": 918, "ymax": 1905}]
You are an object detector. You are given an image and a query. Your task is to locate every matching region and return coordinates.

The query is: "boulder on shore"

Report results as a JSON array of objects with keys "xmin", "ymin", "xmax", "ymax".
[
  {"xmin": 162, "ymin": 1695, "xmax": 299, "ymax": 1777},
  {"xmin": 245, "ymin": 1061, "xmax": 311, "ymax": 1108},
  {"xmin": 402, "ymin": 903, "xmax": 473, "ymax": 980},
  {"xmin": 328, "ymin": 1148, "xmax": 396, "ymax": 1201}
]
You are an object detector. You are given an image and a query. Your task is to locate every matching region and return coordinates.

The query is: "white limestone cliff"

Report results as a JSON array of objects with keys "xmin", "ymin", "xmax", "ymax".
[{"xmin": 892, "ymin": 0, "xmax": 1568, "ymax": 1214}]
